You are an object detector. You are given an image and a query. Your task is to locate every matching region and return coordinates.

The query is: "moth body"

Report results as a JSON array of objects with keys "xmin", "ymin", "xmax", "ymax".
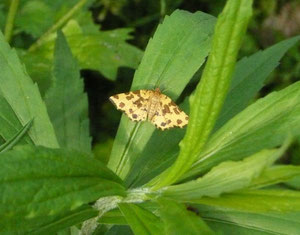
[
  {"xmin": 109, "ymin": 87, "xmax": 189, "ymax": 130},
  {"xmin": 147, "ymin": 88, "xmax": 161, "ymax": 121}
]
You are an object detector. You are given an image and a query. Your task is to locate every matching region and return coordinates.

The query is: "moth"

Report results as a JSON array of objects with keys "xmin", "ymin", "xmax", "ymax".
[{"xmin": 109, "ymin": 88, "xmax": 189, "ymax": 130}]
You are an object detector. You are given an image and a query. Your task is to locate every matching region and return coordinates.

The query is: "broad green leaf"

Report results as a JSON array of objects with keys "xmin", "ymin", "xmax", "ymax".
[
  {"xmin": 0, "ymin": 145, "xmax": 125, "ymax": 234},
  {"xmin": 11, "ymin": 0, "xmax": 90, "ymax": 39},
  {"xmin": 195, "ymin": 204, "xmax": 300, "ymax": 235},
  {"xmin": 45, "ymin": 30, "xmax": 91, "ymax": 152},
  {"xmin": 108, "ymin": 10, "xmax": 216, "ymax": 180},
  {"xmin": 250, "ymin": 165, "xmax": 300, "ymax": 189},
  {"xmin": 193, "ymin": 189, "xmax": 300, "ymax": 213},
  {"xmin": 151, "ymin": 0, "xmax": 253, "ymax": 189},
  {"xmin": 15, "ymin": 0, "xmax": 54, "ymax": 37},
  {"xmin": 0, "ymin": 119, "xmax": 32, "ymax": 153},
  {"xmin": 100, "ymin": 208, "xmax": 127, "ymax": 225},
  {"xmin": 214, "ymin": 35, "xmax": 300, "ymax": 131},
  {"xmin": 0, "ymin": 31, "xmax": 58, "ymax": 148},
  {"xmin": 0, "ymin": 94, "xmax": 33, "ymax": 145},
  {"xmin": 125, "ymin": 36, "xmax": 300, "ymax": 188},
  {"xmin": 104, "ymin": 225, "xmax": 133, "ymax": 235},
  {"xmin": 23, "ymin": 19, "xmax": 142, "ymax": 82},
  {"xmin": 286, "ymin": 175, "xmax": 300, "ymax": 190},
  {"xmin": 161, "ymin": 145, "xmax": 286, "ymax": 201},
  {"xmin": 100, "ymin": 202, "xmax": 160, "ymax": 226},
  {"xmin": 157, "ymin": 198, "xmax": 214, "ymax": 235},
  {"xmin": 184, "ymin": 80, "xmax": 300, "ymax": 180},
  {"xmin": 31, "ymin": 205, "xmax": 97, "ymax": 235},
  {"xmin": 119, "ymin": 203, "xmax": 163, "ymax": 235}
]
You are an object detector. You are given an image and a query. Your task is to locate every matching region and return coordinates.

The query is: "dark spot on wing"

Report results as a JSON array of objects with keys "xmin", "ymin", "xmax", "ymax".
[
  {"xmin": 119, "ymin": 102, "xmax": 125, "ymax": 108},
  {"xmin": 132, "ymin": 114, "xmax": 138, "ymax": 119},
  {"xmin": 162, "ymin": 104, "xmax": 171, "ymax": 114},
  {"xmin": 133, "ymin": 90, "xmax": 141, "ymax": 96},
  {"xmin": 177, "ymin": 119, "xmax": 182, "ymax": 124},
  {"xmin": 173, "ymin": 108, "xmax": 180, "ymax": 114},
  {"xmin": 113, "ymin": 95, "xmax": 119, "ymax": 99},
  {"xmin": 126, "ymin": 94, "xmax": 134, "ymax": 100},
  {"xmin": 185, "ymin": 116, "xmax": 189, "ymax": 120},
  {"xmin": 161, "ymin": 122, "xmax": 166, "ymax": 127},
  {"xmin": 134, "ymin": 97, "xmax": 146, "ymax": 108},
  {"xmin": 169, "ymin": 101, "xmax": 176, "ymax": 107},
  {"xmin": 129, "ymin": 108, "xmax": 133, "ymax": 114}
]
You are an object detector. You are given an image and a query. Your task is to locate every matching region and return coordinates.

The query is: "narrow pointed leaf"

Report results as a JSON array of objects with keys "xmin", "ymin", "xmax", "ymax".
[
  {"xmin": 151, "ymin": 0, "xmax": 253, "ymax": 189},
  {"xmin": 162, "ymin": 145, "xmax": 287, "ymax": 201},
  {"xmin": 45, "ymin": 30, "xmax": 91, "ymax": 152},
  {"xmin": 126, "ymin": 36, "xmax": 300, "ymax": 188},
  {"xmin": 195, "ymin": 204, "xmax": 300, "ymax": 235},
  {"xmin": 108, "ymin": 10, "xmax": 216, "ymax": 180},
  {"xmin": 250, "ymin": 165, "xmax": 300, "ymax": 189},
  {"xmin": 119, "ymin": 203, "xmax": 163, "ymax": 235},
  {"xmin": 157, "ymin": 198, "xmax": 214, "ymax": 235},
  {"xmin": 184, "ymin": 80, "xmax": 300, "ymax": 179},
  {"xmin": 215, "ymin": 35, "xmax": 300, "ymax": 130},
  {"xmin": 0, "ymin": 119, "xmax": 32, "ymax": 153},
  {"xmin": 193, "ymin": 189, "xmax": 300, "ymax": 213},
  {"xmin": 0, "ymin": 31, "xmax": 58, "ymax": 147}
]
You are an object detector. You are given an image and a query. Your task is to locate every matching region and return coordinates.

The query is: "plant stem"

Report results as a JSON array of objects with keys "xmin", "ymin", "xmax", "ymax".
[
  {"xmin": 149, "ymin": 0, "xmax": 253, "ymax": 190},
  {"xmin": 4, "ymin": 0, "xmax": 20, "ymax": 43},
  {"xmin": 28, "ymin": 0, "xmax": 88, "ymax": 52}
]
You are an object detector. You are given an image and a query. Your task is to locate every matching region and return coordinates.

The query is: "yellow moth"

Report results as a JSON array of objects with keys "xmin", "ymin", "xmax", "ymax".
[{"xmin": 109, "ymin": 88, "xmax": 189, "ymax": 130}]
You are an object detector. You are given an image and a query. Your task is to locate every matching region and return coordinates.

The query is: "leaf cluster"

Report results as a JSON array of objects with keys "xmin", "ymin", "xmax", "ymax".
[{"xmin": 0, "ymin": 0, "xmax": 300, "ymax": 235}]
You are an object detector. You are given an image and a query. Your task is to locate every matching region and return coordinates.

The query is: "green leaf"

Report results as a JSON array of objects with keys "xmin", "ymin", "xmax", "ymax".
[
  {"xmin": 157, "ymin": 198, "xmax": 214, "ymax": 235},
  {"xmin": 31, "ymin": 205, "xmax": 97, "ymax": 234},
  {"xmin": 0, "ymin": 145, "xmax": 125, "ymax": 234},
  {"xmin": 161, "ymin": 145, "xmax": 287, "ymax": 201},
  {"xmin": 119, "ymin": 203, "xmax": 163, "ymax": 235},
  {"xmin": 0, "ymin": 119, "xmax": 32, "ymax": 153},
  {"xmin": 195, "ymin": 204, "xmax": 300, "ymax": 235},
  {"xmin": 184, "ymin": 80, "xmax": 300, "ymax": 180},
  {"xmin": 104, "ymin": 225, "xmax": 133, "ymax": 235},
  {"xmin": 151, "ymin": 0, "xmax": 253, "ymax": 189},
  {"xmin": 15, "ymin": 0, "xmax": 54, "ymax": 37},
  {"xmin": 0, "ymin": 94, "xmax": 33, "ymax": 146},
  {"xmin": 214, "ymin": 35, "xmax": 300, "ymax": 131},
  {"xmin": 125, "ymin": 36, "xmax": 300, "ymax": 188},
  {"xmin": 100, "ymin": 208, "xmax": 128, "ymax": 225},
  {"xmin": 286, "ymin": 175, "xmax": 300, "ymax": 190},
  {"xmin": 23, "ymin": 19, "xmax": 142, "ymax": 82},
  {"xmin": 108, "ymin": 10, "xmax": 216, "ymax": 180},
  {"xmin": 45, "ymin": 30, "xmax": 91, "ymax": 152},
  {"xmin": 193, "ymin": 189, "xmax": 300, "ymax": 213},
  {"xmin": 250, "ymin": 165, "xmax": 300, "ymax": 189},
  {"xmin": 0, "ymin": 31, "xmax": 58, "ymax": 148}
]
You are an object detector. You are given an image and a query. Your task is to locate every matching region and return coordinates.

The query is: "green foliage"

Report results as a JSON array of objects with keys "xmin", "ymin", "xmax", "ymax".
[
  {"xmin": 184, "ymin": 79, "xmax": 300, "ymax": 180},
  {"xmin": 0, "ymin": 119, "xmax": 32, "ymax": 153},
  {"xmin": 150, "ymin": 0, "xmax": 253, "ymax": 189},
  {"xmin": 45, "ymin": 30, "xmax": 91, "ymax": 152},
  {"xmin": 215, "ymin": 35, "xmax": 300, "ymax": 130},
  {"xmin": 0, "ymin": 31, "xmax": 58, "ymax": 148},
  {"xmin": 107, "ymin": 9, "xmax": 216, "ymax": 180},
  {"xmin": 1, "ymin": 0, "xmax": 300, "ymax": 234},
  {"xmin": 0, "ymin": 145, "xmax": 125, "ymax": 234},
  {"xmin": 119, "ymin": 203, "xmax": 163, "ymax": 235},
  {"xmin": 195, "ymin": 204, "xmax": 300, "ymax": 234},
  {"xmin": 157, "ymin": 198, "xmax": 214, "ymax": 235},
  {"xmin": 161, "ymin": 144, "xmax": 288, "ymax": 201}
]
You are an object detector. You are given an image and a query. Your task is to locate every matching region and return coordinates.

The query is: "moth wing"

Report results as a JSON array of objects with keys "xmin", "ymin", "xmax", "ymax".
[
  {"xmin": 151, "ymin": 94, "xmax": 189, "ymax": 130},
  {"xmin": 109, "ymin": 90, "xmax": 152, "ymax": 122}
]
